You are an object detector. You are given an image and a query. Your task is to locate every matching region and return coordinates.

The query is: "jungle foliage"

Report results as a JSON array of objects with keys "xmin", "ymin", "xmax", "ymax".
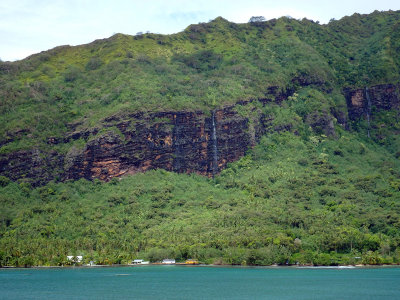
[{"xmin": 1, "ymin": 130, "xmax": 400, "ymax": 266}]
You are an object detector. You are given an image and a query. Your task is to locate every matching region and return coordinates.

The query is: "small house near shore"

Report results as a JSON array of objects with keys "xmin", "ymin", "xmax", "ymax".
[
  {"xmin": 67, "ymin": 255, "xmax": 83, "ymax": 263},
  {"xmin": 133, "ymin": 259, "xmax": 149, "ymax": 265},
  {"xmin": 162, "ymin": 259, "xmax": 175, "ymax": 264}
]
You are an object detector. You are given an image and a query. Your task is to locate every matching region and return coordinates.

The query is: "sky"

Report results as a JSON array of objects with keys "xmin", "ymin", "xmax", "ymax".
[{"xmin": 1, "ymin": 0, "xmax": 400, "ymax": 61}]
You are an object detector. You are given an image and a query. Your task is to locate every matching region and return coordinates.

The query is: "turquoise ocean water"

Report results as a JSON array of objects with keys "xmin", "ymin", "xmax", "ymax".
[{"xmin": 0, "ymin": 266, "xmax": 399, "ymax": 299}]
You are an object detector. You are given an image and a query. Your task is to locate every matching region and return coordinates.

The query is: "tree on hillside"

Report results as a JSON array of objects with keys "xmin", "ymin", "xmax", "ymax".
[{"xmin": 249, "ymin": 16, "xmax": 266, "ymax": 23}]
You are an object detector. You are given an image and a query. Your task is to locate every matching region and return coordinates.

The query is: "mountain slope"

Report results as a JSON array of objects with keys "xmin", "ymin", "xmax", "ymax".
[
  {"xmin": 0, "ymin": 10, "xmax": 400, "ymax": 266},
  {"xmin": 1, "ymin": 11, "xmax": 399, "ymax": 157}
]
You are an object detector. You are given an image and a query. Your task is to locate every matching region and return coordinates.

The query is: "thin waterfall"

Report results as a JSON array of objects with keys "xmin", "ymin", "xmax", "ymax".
[
  {"xmin": 365, "ymin": 87, "xmax": 372, "ymax": 138},
  {"xmin": 211, "ymin": 110, "xmax": 218, "ymax": 176}
]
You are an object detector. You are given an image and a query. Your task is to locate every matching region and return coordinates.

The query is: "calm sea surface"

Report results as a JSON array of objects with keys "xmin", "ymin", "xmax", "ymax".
[{"xmin": 1, "ymin": 266, "xmax": 399, "ymax": 299}]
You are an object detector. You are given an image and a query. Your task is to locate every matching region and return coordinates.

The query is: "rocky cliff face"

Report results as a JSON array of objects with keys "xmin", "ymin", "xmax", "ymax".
[
  {"xmin": 345, "ymin": 83, "xmax": 400, "ymax": 120},
  {"xmin": 0, "ymin": 102, "xmax": 267, "ymax": 185},
  {"xmin": 0, "ymin": 149, "xmax": 64, "ymax": 186},
  {"xmin": 1, "ymin": 83, "xmax": 398, "ymax": 186},
  {"xmin": 64, "ymin": 104, "xmax": 266, "ymax": 182}
]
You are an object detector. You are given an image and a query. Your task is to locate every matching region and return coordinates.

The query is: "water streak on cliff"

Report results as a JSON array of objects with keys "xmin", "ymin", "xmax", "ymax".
[{"xmin": 211, "ymin": 110, "xmax": 219, "ymax": 176}]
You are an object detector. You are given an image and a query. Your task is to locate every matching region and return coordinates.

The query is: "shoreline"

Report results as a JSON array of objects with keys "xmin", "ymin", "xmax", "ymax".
[{"xmin": 1, "ymin": 263, "xmax": 400, "ymax": 269}]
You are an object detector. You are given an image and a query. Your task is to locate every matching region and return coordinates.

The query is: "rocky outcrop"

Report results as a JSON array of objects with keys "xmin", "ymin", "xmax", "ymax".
[
  {"xmin": 4, "ymin": 83, "xmax": 396, "ymax": 186},
  {"xmin": 345, "ymin": 83, "xmax": 400, "ymax": 120},
  {"xmin": 0, "ymin": 102, "xmax": 268, "ymax": 185},
  {"xmin": 0, "ymin": 149, "xmax": 63, "ymax": 186},
  {"xmin": 64, "ymin": 105, "xmax": 267, "ymax": 181},
  {"xmin": 305, "ymin": 112, "xmax": 336, "ymax": 136}
]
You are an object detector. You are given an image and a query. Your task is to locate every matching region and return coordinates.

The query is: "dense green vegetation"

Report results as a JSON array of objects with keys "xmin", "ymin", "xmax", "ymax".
[
  {"xmin": 1, "ymin": 128, "xmax": 400, "ymax": 266},
  {"xmin": 1, "ymin": 10, "xmax": 400, "ymax": 266}
]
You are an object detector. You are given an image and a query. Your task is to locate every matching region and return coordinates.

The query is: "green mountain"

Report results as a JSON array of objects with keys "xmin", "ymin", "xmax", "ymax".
[{"xmin": 0, "ymin": 10, "xmax": 400, "ymax": 267}]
